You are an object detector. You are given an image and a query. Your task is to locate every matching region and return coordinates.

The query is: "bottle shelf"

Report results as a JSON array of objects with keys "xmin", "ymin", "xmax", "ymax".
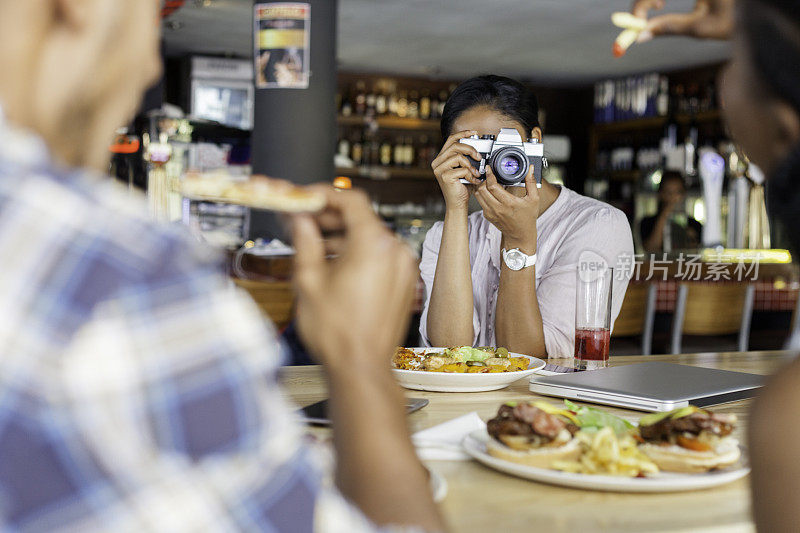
[
  {"xmin": 337, "ymin": 115, "xmax": 441, "ymax": 132},
  {"xmin": 592, "ymin": 110, "xmax": 722, "ymax": 136},
  {"xmin": 335, "ymin": 165, "xmax": 434, "ymax": 181}
]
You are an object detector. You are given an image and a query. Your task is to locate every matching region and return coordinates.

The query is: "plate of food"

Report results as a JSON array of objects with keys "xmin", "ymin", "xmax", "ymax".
[
  {"xmin": 391, "ymin": 347, "xmax": 546, "ymax": 392},
  {"xmin": 462, "ymin": 401, "xmax": 749, "ymax": 492}
]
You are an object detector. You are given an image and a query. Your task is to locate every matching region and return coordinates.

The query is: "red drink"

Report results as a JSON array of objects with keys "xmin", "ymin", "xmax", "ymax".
[{"xmin": 574, "ymin": 327, "xmax": 610, "ymax": 370}]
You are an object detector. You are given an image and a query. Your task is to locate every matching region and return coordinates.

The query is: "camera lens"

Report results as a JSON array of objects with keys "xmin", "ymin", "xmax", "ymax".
[
  {"xmin": 499, "ymin": 155, "xmax": 521, "ymax": 176},
  {"xmin": 489, "ymin": 146, "xmax": 528, "ymax": 185}
]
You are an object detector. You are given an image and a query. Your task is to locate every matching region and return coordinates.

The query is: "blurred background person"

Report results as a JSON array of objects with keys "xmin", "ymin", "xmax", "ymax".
[
  {"xmin": 0, "ymin": 0, "xmax": 444, "ymax": 531},
  {"xmin": 640, "ymin": 171, "xmax": 702, "ymax": 252},
  {"xmin": 631, "ymin": 0, "xmax": 800, "ymax": 531}
]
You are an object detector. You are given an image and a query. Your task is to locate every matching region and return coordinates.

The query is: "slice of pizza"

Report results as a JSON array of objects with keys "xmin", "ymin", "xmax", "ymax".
[{"xmin": 181, "ymin": 173, "xmax": 326, "ymax": 213}]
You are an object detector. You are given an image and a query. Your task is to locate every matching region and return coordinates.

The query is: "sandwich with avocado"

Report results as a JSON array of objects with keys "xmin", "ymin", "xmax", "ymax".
[{"xmin": 637, "ymin": 406, "xmax": 740, "ymax": 473}]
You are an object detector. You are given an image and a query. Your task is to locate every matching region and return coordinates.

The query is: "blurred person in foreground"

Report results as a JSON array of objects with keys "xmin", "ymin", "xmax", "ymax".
[
  {"xmin": 629, "ymin": 0, "xmax": 800, "ymax": 531},
  {"xmin": 0, "ymin": 0, "xmax": 444, "ymax": 531}
]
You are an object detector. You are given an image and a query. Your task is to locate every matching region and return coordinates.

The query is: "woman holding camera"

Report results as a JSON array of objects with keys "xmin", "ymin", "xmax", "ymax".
[{"xmin": 419, "ymin": 75, "xmax": 634, "ymax": 358}]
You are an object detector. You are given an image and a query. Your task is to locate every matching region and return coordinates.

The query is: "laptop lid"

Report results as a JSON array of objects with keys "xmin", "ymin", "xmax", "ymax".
[{"xmin": 529, "ymin": 362, "xmax": 764, "ymax": 412}]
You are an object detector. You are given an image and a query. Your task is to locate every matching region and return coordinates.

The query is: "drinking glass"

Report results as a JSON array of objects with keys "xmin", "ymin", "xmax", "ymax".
[{"xmin": 574, "ymin": 262, "xmax": 613, "ymax": 370}]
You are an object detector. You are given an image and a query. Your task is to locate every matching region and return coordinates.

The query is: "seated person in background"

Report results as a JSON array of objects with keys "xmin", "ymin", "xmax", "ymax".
[
  {"xmin": 640, "ymin": 171, "xmax": 702, "ymax": 252},
  {"xmin": 0, "ymin": 1, "xmax": 443, "ymax": 531},
  {"xmin": 420, "ymin": 75, "xmax": 634, "ymax": 358}
]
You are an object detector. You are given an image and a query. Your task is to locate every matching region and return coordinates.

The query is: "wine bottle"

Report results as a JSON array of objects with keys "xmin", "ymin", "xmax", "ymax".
[
  {"xmin": 354, "ymin": 80, "xmax": 366, "ymax": 116},
  {"xmin": 380, "ymin": 138, "xmax": 392, "ymax": 166},
  {"xmin": 351, "ymin": 134, "xmax": 363, "ymax": 165},
  {"xmin": 375, "ymin": 88, "xmax": 387, "ymax": 116},
  {"xmin": 420, "ymin": 90, "xmax": 431, "ymax": 120}
]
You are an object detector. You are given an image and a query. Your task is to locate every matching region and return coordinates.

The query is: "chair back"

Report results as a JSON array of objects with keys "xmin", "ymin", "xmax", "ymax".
[
  {"xmin": 232, "ymin": 279, "xmax": 294, "ymax": 329},
  {"xmin": 680, "ymin": 283, "xmax": 750, "ymax": 336},
  {"xmin": 612, "ymin": 282, "xmax": 650, "ymax": 337}
]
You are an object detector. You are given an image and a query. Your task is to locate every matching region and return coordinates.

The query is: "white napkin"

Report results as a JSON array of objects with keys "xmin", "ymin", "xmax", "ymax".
[{"xmin": 412, "ymin": 412, "xmax": 485, "ymax": 461}]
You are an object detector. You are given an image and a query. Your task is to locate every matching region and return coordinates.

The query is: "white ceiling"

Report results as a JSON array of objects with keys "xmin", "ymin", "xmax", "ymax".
[{"xmin": 163, "ymin": 0, "xmax": 731, "ymax": 85}]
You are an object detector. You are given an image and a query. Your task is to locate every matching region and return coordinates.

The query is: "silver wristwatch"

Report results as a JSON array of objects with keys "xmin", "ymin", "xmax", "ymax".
[{"xmin": 502, "ymin": 248, "xmax": 536, "ymax": 271}]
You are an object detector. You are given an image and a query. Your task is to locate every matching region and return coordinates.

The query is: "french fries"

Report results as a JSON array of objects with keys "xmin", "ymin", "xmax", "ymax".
[
  {"xmin": 611, "ymin": 11, "xmax": 648, "ymax": 58},
  {"xmin": 552, "ymin": 427, "xmax": 660, "ymax": 477}
]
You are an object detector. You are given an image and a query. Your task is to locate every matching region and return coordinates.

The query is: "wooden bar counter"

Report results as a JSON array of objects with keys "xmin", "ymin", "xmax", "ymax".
[{"xmin": 280, "ymin": 351, "xmax": 797, "ymax": 533}]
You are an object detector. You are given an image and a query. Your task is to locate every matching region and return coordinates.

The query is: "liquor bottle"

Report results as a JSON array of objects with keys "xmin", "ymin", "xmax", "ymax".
[
  {"xmin": 351, "ymin": 133, "xmax": 363, "ymax": 165},
  {"xmin": 674, "ymin": 83, "xmax": 686, "ymax": 115},
  {"xmin": 337, "ymin": 134, "xmax": 350, "ymax": 160},
  {"xmin": 354, "ymin": 80, "xmax": 367, "ymax": 116},
  {"xmin": 656, "ymin": 76, "xmax": 669, "ymax": 116},
  {"xmin": 366, "ymin": 87, "xmax": 376, "ymax": 117},
  {"xmin": 430, "ymin": 93, "xmax": 440, "ymax": 120},
  {"xmin": 340, "ymin": 87, "xmax": 353, "ymax": 117},
  {"xmin": 380, "ymin": 137, "xmax": 392, "ymax": 166},
  {"xmin": 369, "ymin": 136, "xmax": 380, "ymax": 166},
  {"xmin": 418, "ymin": 135, "xmax": 429, "ymax": 167},
  {"xmin": 397, "ymin": 91, "xmax": 409, "ymax": 118},
  {"xmin": 404, "ymin": 136, "xmax": 415, "ymax": 167},
  {"xmin": 388, "ymin": 90, "xmax": 399, "ymax": 116},
  {"xmin": 375, "ymin": 88, "xmax": 387, "ymax": 116},
  {"xmin": 393, "ymin": 137, "xmax": 404, "ymax": 167},
  {"xmin": 660, "ymin": 99, "xmax": 678, "ymax": 169},
  {"xmin": 684, "ymin": 116, "xmax": 699, "ymax": 181},
  {"xmin": 419, "ymin": 90, "xmax": 431, "ymax": 120},
  {"xmin": 438, "ymin": 89, "xmax": 448, "ymax": 117},
  {"xmin": 687, "ymin": 83, "xmax": 700, "ymax": 115},
  {"xmin": 408, "ymin": 91, "xmax": 419, "ymax": 119}
]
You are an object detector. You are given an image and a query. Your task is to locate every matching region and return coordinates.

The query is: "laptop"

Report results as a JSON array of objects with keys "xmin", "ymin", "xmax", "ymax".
[{"xmin": 529, "ymin": 362, "xmax": 764, "ymax": 412}]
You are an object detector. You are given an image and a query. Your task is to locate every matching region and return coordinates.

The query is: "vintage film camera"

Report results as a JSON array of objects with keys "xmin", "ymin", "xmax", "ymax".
[{"xmin": 458, "ymin": 128, "xmax": 545, "ymax": 187}]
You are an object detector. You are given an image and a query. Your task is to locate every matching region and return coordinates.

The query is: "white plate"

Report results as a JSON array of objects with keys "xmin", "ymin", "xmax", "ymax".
[
  {"xmin": 462, "ymin": 430, "xmax": 750, "ymax": 493},
  {"xmin": 392, "ymin": 348, "xmax": 546, "ymax": 392}
]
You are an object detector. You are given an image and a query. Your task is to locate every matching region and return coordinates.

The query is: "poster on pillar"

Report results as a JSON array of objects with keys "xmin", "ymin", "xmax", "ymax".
[{"xmin": 254, "ymin": 3, "xmax": 311, "ymax": 89}]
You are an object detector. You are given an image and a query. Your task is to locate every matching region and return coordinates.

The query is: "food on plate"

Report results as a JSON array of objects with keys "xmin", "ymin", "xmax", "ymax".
[
  {"xmin": 486, "ymin": 400, "xmax": 658, "ymax": 476},
  {"xmin": 636, "ymin": 406, "xmax": 740, "ymax": 473},
  {"xmin": 180, "ymin": 173, "xmax": 326, "ymax": 213},
  {"xmin": 392, "ymin": 347, "xmax": 529, "ymax": 373},
  {"xmin": 611, "ymin": 11, "xmax": 647, "ymax": 57},
  {"xmin": 563, "ymin": 399, "xmax": 635, "ymax": 435},
  {"xmin": 552, "ymin": 427, "xmax": 659, "ymax": 477},
  {"xmin": 485, "ymin": 401, "xmax": 583, "ymax": 467}
]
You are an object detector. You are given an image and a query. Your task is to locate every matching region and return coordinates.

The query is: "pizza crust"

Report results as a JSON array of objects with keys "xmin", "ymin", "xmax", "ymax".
[{"xmin": 181, "ymin": 174, "xmax": 326, "ymax": 213}]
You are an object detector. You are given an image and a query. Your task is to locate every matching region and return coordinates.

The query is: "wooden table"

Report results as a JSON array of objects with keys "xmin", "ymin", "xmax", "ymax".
[{"xmin": 280, "ymin": 351, "xmax": 797, "ymax": 533}]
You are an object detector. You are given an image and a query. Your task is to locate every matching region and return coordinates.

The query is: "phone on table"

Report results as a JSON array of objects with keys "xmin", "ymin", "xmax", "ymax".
[{"xmin": 299, "ymin": 398, "xmax": 429, "ymax": 426}]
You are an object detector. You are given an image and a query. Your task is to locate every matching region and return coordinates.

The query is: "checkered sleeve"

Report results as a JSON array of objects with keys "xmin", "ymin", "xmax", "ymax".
[{"xmin": 57, "ymin": 256, "xmax": 383, "ymax": 532}]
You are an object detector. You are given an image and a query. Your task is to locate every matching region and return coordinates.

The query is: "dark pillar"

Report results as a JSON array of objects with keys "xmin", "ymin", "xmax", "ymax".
[{"xmin": 250, "ymin": 0, "xmax": 337, "ymax": 239}]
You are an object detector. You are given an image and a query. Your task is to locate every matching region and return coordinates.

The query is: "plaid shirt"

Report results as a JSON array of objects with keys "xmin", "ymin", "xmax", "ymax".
[{"xmin": 0, "ymin": 110, "xmax": 381, "ymax": 532}]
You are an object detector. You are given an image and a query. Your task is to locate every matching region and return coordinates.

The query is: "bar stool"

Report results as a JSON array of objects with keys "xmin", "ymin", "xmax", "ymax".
[
  {"xmin": 232, "ymin": 278, "xmax": 295, "ymax": 329},
  {"xmin": 670, "ymin": 282, "xmax": 756, "ymax": 354},
  {"xmin": 611, "ymin": 282, "xmax": 657, "ymax": 355}
]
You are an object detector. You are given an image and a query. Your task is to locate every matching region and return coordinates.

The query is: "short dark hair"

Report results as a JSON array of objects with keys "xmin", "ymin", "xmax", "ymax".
[
  {"xmin": 659, "ymin": 171, "xmax": 686, "ymax": 192},
  {"xmin": 440, "ymin": 75, "xmax": 540, "ymax": 139}
]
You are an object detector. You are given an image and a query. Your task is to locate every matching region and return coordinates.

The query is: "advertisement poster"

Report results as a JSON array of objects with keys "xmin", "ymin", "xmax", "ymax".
[{"xmin": 254, "ymin": 3, "xmax": 311, "ymax": 89}]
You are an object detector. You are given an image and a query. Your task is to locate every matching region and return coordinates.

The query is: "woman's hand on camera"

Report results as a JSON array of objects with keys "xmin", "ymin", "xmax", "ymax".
[
  {"xmin": 474, "ymin": 166, "xmax": 539, "ymax": 253},
  {"xmin": 631, "ymin": 0, "xmax": 734, "ymax": 42},
  {"xmin": 431, "ymin": 130, "xmax": 482, "ymax": 211},
  {"xmin": 291, "ymin": 188, "xmax": 417, "ymax": 372}
]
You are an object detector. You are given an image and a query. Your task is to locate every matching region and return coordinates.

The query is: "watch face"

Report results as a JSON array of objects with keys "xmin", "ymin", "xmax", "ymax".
[{"xmin": 506, "ymin": 250, "xmax": 525, "ymax": 270}]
